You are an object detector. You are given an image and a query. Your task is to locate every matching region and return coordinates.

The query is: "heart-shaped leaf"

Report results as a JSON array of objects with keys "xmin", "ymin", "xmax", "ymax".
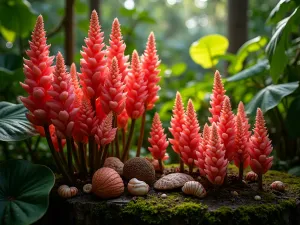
[
  {"xmin": 246, "ymin": 82, "xmax": 299, "ymax": 115},
  {"xmin": 0, "ymin": 101, "xmax": 37, "ymax": 141},
  {"xmin": 189, "ymin": 34, "xmax": 229, "ymax": 69},
  {"xmin": 0, "ymin": 160, "xmax": 55, "ymax": 225}
]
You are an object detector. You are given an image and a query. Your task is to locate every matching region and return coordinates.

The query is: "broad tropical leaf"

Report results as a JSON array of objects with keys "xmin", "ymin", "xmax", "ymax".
[
  {"xmin": 189, "ymin": 34, "xmax": 229, "ymax": 69},
  {"xmin": 245, "ymin": 82, "xmax": 299, "ymax": 115},
  {"xmin": 227, "ymin": 60, "xmax": 269, "ymax": 82},
  {"xmin": 0, "ymin": 102, "xmax": 37, "ymax": 141},
  {"xmin": 267, "ymin": 0, "xmax": 297, "ymax": 24},
  {"xmin": 0, "ymin": 160, "xmax": 55, "ymax": 225}
]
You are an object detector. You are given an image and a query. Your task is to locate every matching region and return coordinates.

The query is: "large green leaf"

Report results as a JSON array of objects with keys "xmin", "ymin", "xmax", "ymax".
[
  {"xmin": 245, "ymin": 82, "xmax": 299, "ymax": 115},
  {"xmin": 229, "ymin": 36, "xmax": 268, "ymax": 74},
  {"xmin": 171, "ymin": 63, "xmax": 187, "ymax": 76},
  {"xmin": 0, "ymin": 0, "xmax": 36, "ymax": 38},
  {"xmin": 286, "ymin": 97, "xmax": 300, "ymax": 137},
  {"xmin": 227, "ymin": 59, "xmax": 269, "ymax": 82},
  {"xmin": 189, "ymin": 34, "xmax": 229, "ymax": 69},
  {"xmin": 266, "ymin": 7, "xmax": 300, "ymax": 83},
  {"xmin": 0, "ymin": 102, "xmax": 37, "ymax": 141},
  {"xmin": 0, "ymin": 160, "xmax": 55, "ymax": 225},
  {"xmin": 267, "ymin": 0, "xmax": 296, "ymax": 24}
]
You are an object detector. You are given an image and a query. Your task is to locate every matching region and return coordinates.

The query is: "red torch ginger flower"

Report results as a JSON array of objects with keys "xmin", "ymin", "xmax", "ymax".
[
  {"xmin": 179, "ymin": 99, "xmax": 201, "ymax": 173},
  {"xmin": 204, "ymin": 123, "xmax": 228, "ymax": 185},
  {"xmin": 195, "ymin": 123, "xmax": 210, "ymax": 177},
  {"xmin": 169, "ymin": 92, "xmax": 185, "ymax": 154},
  {"xmin": 20, "ymin": 15, "xmax": 54, "ymax": 126},
  {"xmin": 237, "ymin": 101, "xmax": 251, "ymax": 141},
  {"xmin": 106, "ymin": 18, "xmax": 129, "ymax": 82},
  {"xmin": 208, "ymin": 71, "xmax": 226, "ymax": 124},
  {"xmin": 217, "ymin": 96, "xmax": 235, "ymax": 161},
  {"xmin": 117, "ymin": 109, "xmax": 129, "ymax": 130},
  {"xmin": 234, "ymin": 115, "xmax": 250, "ymax": 179},
  {"xmin": 47, "ymin": 52, "xmax": 79, "ymax": 139},
  {"xmin": 125, "ymin": 50, "xmax": 148, "ymax": 119},
  {"xmin": 148, "ymin": 113, "xmax": 169, "ymax": 160},
  {"xmin": 142, "ymin": 32, "xmax": 161, "ymax": 110},
  {"xmin": 79, "ymin": 10, "xmax": 107, "ymax": 101},
  {"xmin": 94, "ymin": 112, "xmax": 117, "ymax": 146},
  {"xmin": 70, "ymin": 63, "xmax": 83, "ymax": 100},
  {"xmin": 100, "ymin": 57, "xmax": 126, "ymax": 115},
  {"xmin": 249, "ymin": 108, "xmax": 273, "ymax": 189}
]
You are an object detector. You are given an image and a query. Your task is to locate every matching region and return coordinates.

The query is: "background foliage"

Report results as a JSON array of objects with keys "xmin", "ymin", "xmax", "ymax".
[{"xmin": 0, "ymin": 0, "xmax": 299, "ymax": 175}]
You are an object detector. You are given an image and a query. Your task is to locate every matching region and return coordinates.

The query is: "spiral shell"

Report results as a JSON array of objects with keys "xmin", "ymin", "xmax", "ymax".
[
  {"xmin": 58, "ymin": 185, "xmax": 78, "ymax": 198},
  {"xmin": 270, "ymin": 181, "xmax": 285, "ymax": 192},
  {"xmin": 92, "ymin": 167, "xmax": 124, "ymax": 199},
  {"xmin": 127, "ymin": 178, "xmax": 149, "ymax": 196},
  {"xmin": 182, "ymin": 181, "xmax": 206, "ymax": 198},
  {"xmin": 154, "ymin": 173, "xmax": 194, "ymax": 190},
  {"xmin": 245, "ymin": 171, "xmax": 258, "ymax": 182},
  {"xmin": 83, "ymin": 184, "xmax": 92, "ymax": 194}
]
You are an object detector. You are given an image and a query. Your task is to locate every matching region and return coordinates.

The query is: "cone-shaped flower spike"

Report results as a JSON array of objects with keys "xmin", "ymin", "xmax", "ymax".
[
  {"xmin": 249, "ymin": 108, "xmax": 273, "ymax": 189},
  {"xmin": 169, "ymin": 92, "xmax": 185, "ymax": 154},
  {"xmin": 100, "ymin": 57, "xmax": 126, "ymax": 115},
  {"xmin": 195, "ymin": 123, "xmax": 210, "ymax": 177},
  {"xmin": 142, "ymin": 32, "xmax": 161, "ymax": 110},
  {"xmin": 125, "ymin": 50, "xmax": 148, "ymax": 119},
  {"xmin": 237, "ymin": 101, "xmax": 251, "ymax": 141},
  {"xmin": 20, "ymin": 15, "xmax": 54, "ymax": 126},
  {"xmin": 117, "ymin": 109, "xmax": 129, "ymax": 130},
  {"xmin": 79, "ymin": 10, "xmax": 107, "ymax": 101},
  {"xmin": 70, "ymin": 63, "xmax": 83, "ymax": 100},
  {"xmin": 234, "ymin": 115, "xmax": 250, "ymax": 180},
  {"xmin": 217, "ymin": 96, "xmax": 235, "ymax": 161},
  {"xmin": 148, "ymin": 113, "xmax": 169, "ymax": 161},
  {"xmin": 94, "ymin": 112, "xmax": 117, "ymax": 147},
  {"xmin": 47, "ymin": 52, "xmax": 79, "ymax": 139},
  {"xmin": 204, "ymin": 123, "xmax": 228, "ymax": 185},
  {"xmin": 179, "ymin": 99, "xmax": 201, "ymax": 174},
  {"xmin": 208, "ymin": 71, "xmax": 226, "ymax": 124},
  {"xmin": 106, "ymin": 18, "xmax": 129, "ymax": 82}
]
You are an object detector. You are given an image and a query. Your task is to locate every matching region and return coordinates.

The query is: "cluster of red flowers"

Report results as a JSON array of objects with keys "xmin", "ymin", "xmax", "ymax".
[
  {"xmin": 21, "ymin": 12, "xmax": 273, "ymax": 187},
  {"xmin": 169, "ymin": 71, "xmax": 273, "ymax": 186}
]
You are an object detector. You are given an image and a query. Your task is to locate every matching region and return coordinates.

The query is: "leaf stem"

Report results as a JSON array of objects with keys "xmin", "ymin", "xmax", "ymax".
[
  {"xmin": 121, "ymin": 119, "xmax": 136, "ymax": 162},
  {"xmin": 78, "ymin": 142, "xmax": 87, "ymax": 177},
  {"xmin": 113, "ymin": 113, "xmax": 120, "ymax": 158},
  {"xmin": 239, "ymin": 162, "xmax": 244, "ymax": 181},
  {"xmin": 66, "ymin": 138, "xmax": 74, "ymax": 176},
  {"xmin": 88, "ymin": 137, "xmax": 95, "ymax": 174},
  {"xmin": 136, "ymin": 111, "xmax": 146, "ymax": 157}
]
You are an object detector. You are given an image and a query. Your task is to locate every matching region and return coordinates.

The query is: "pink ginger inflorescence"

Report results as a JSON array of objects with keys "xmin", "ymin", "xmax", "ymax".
[
  {"xmin": 204, "ymin": 123, "xmax": 228, "ymax": 185},
  {"xmin": 233, "ymin": 115, "xmax": 250, "ymax": 169},
  {"xmin": 208, "ymin": 71, "xmax": 226, "ymax": 124},
  {"xmin": 20, "ymin": 15, "xmax": 54, "ymax": 126},
  {"xmin": 94, "ymin": 112, "xmax": 117, "ymax": 147},
  {"xmin": 125, "ymin": 50, "xmax": 148, "ymax": 119},
  {"xmin": 142, "ymin": 32, "xmax": 161, "ymax": 110},
  {"xmin": 106, "ymin": 18, "xmax": 129, "ymax": 82},
  {"xmin": 217, "ymin": 96, "xmax": 235, "ymax": 161},
  {"xmin": 178, "ymin": 99, "xmax": 201, "ymax": 171},
  {"xmin": 79, "ymin": 10, "xmax": 107, "ymax": 101},
  {"xmin": 195, "ymin": 123, "xmax": 210, "ymax": 176},
  {"xmin": 248, "ymin": 108, "xmax": 273, "ymax": 175},
  {"xmin": 237, "ymin": 101, "xmax": 251, "ymax": 142},
  {"xmin": 100, "ymin": 57, "xmax": 126, "ymax": 115},
  {"xmin": 47, "ymin": 52, "xmax": 79, "ymax": 139},
  {"xmin": 169, "ymin": 92, "xmax": 185, "ymax": 154},
  {"xmin": 148, "ymin": 113, "xmax": 169, "ymax": 160}
]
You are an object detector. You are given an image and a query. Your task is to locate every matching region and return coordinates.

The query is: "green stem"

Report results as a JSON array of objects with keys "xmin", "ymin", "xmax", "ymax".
[
  {"xmin": 136, "ymin": 111, "xmax": 146, "ymax": 157},
  {"xmin": 122, "ymin": 128, "xmax": 126, "ymax": 150},
  {"xmin": 121, "ymin": 119, "xmax": 136, "ymax": 162},
  {"xmin": 78, "ymin": 142, "xmax": 87, "ymax": 177},
  {"xmin": 66, "ymin": 138, "xmax": 74, "ymax": 175},
  {"xmin": 88, "ymin": 137, "xmax": 94, "ymax": 174},
  {"xmin": 44, "ymin": 125, "xmax": 73, "ymax": 184}
]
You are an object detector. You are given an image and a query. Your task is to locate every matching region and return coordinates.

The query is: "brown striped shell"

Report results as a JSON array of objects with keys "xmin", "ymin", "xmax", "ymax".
[
  {"xmin": 57, "ymin": 185, "xmax": 78, "ymax": 198},
  {"xmin": 245, "ymin": 171, "xmax": 258, "ymax": 182},
  {"xmin": 127, "ymin": 178, "xmax": 149, "ymax": 196},
  {"xmin": 103, "ymin": 157, "xmax": 124, "ymax": 175},
  {"xmin": 270, "ymin": 181, "xmax": 285, "ymax": 192},
  {"xmin": 123, "ymin": 157, "xmax": 155, "ymax": 185},
  {"xmin": 182, "ymin": 181, "xmax": 206, "ymax": 198},
  {"xmin": 92, "ymin": 167, "xmax": 124, "ymax": 199},
  {"xmin": 154, "ymin": 173, "xmax": 194, "ymax": 190}
]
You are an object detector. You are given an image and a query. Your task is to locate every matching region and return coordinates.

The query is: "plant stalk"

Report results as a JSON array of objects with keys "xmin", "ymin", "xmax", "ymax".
[
  {"xmin": 71, "ymin": 138, "xmax": 80, "ymax": 172},
  {"xmin": 258, "ymin": 173, "xmax": 263, "ymax": 190},
  {"xmin": 158, "ymin": 159, "xmax": 163, "ymax": 173},
  {"xmin": 113, "ymin": 113, "xmax": 120, "ymax": 158},
  {"xmin": 188, "ymin": 164, "xmax": 193, "ymax": 175},
  {"xmin": 66, "ymin": 138, "xmax": 74, "ymax": 175},
  {"xmin": 88, "ymin": 137, "xmax": 95, "ymax": 174},
  {"xmin": 78, "ymin": 142, "xmax": 87, "ymax": 177},
  {"xmin": 44, "ymin": 125, "xmax": 73, "ymax": 184},
  {"xmin": 136, "ymin": 111, "xmax": 146, "ymax": 157},
  {"xmin": 239, "ymin": 162, "xmax": 244, "ymax": 181},
  {"xmin": 100, "ymin": 144, "xmax": 109, "ymax": 168},
  {"xmin": 179, "ymin": 156, "xmax": 184, "ymax": 173},
  {"xmin": 121, "ymin": 119, "xmax": 136, "ymax": 162}
]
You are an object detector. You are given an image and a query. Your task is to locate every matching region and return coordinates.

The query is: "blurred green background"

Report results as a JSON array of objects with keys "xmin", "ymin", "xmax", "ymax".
[{"xmin": 0, "ymin": 0, "xmax": 300, "ymax": 175}]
